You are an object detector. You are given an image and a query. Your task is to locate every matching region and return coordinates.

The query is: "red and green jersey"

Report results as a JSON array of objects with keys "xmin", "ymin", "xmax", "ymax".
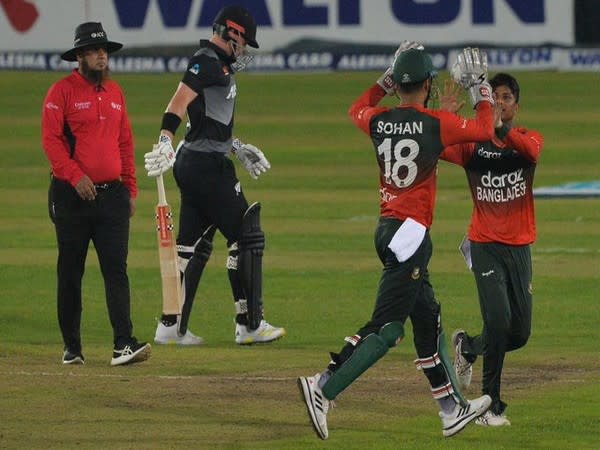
[
  {"xmin": 349, "ymin": 84, "xmax": 494, "ymax": 228},
  {"xmin": 441, "ymin": 125, "xmax": 543, "ymax": 244}
]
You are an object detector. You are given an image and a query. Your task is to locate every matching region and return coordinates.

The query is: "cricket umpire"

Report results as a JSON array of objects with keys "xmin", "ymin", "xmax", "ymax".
[
  {"xmin": 144, "ymin": 5, "xmax": 285, "ymax": 345},
  {"xmin": 42, "ymin": 22, "xmax": 150, "ymax": 366}
]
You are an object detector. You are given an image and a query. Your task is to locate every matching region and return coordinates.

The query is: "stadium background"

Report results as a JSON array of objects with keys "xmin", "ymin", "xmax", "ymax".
[{"xmin": 2, "ymin": 0, "xmax": 600, "ymax": 74}]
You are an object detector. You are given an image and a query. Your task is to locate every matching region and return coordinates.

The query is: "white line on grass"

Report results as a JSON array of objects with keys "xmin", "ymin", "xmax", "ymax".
[
  {"xmin": 535, "ymin": 247, "xmax": 599, "ymax": 254},
  {"xmin": 1, "ymin": 370, "xmax": 292, "ymax": 381},
  {"xmin": 0, "ymin": 370, "xmax": 587, "ymax": 384}
]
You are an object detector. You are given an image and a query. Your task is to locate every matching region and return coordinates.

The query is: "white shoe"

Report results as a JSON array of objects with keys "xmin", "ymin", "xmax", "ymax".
[
  {"xmin": 235, "ymin": 320, "xmax": 286, "ymax": 345},
  {"xmin": 154, "ymin": 322, "xmax": 204, "ymax": 346},
  {"xmin": 298, "ymin": 373, "xmax": 330, "ymax": 440},
  {"xmin": 440, "ymin": 394, "xmax": 491, "ymax": 437},
  {"xmin": 110, "ymin": 340, "xmax": 151, "ymax": 367},
  {"xmin": 475, "ymin": 410, "xmax": 511, "ymax": 426},
  {"xmin": 452, "ymin": 329, "xmax": 473, "ymax": 390}
]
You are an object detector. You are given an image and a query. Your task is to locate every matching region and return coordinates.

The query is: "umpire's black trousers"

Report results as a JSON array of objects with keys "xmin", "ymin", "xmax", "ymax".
[{"xmin": 49, "ymin": 178, "xmax": 133, "ymax": 350}]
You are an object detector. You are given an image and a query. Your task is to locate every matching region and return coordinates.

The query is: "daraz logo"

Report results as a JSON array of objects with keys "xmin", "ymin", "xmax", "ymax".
[{"xmin": 1, "ymin": 0, "xmax": 39, "ymax": 32}]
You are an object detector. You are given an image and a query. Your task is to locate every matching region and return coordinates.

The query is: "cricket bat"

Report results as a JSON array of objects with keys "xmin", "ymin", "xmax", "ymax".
[{"xmin": 155, "ymin": 174, "xmax": 182, "ymax": 315}]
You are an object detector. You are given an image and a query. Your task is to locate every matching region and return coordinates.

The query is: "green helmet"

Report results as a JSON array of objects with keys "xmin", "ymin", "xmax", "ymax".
[{"xmin": 392, "ymin": 48, "xmax": 437, "ymax": 85}]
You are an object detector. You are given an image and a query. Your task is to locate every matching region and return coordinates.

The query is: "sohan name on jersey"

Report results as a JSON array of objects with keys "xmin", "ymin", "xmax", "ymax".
[{"xmin": 376, "ymin": 120, "xmax": 423, "ymax": 135}]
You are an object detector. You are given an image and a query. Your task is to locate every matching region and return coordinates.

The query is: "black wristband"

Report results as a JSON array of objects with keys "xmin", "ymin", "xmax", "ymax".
[{"xmin": 161, "ymin": 112, "xmax": 181, "ymax": 135}]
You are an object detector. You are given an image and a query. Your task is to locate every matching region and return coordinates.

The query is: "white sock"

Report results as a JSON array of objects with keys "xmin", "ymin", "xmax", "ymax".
[{"xmin": 438, "ymin": 396, "xmax": 456, "ymax": 414}]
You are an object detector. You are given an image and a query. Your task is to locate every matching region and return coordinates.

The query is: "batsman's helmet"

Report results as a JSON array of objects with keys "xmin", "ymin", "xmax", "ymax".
[
  {"xmin": 213, "ymin": 5, "xmax": 259, "ymax": 49},
  {"xmin": 392, "ymin": 48, "xmax": 437, "ymax": 85}
]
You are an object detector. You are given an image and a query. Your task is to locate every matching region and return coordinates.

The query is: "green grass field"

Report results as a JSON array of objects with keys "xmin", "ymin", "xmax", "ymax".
[{"xmin": 1, "ymin": 69, "xmax": 599, "ymax": 449}]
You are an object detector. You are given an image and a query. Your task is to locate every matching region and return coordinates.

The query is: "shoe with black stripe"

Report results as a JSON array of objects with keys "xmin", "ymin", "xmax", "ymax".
[
  {"xmin": 298, "ymin": 373, "xmax": 330, "ymax": 440},
  {"xmin": 440, "ymin": 394, "xmax": 491, "ymax": 437},
  {"xmin": 110, "ymin": 338, "xmax": 151, "ymax": 367}
]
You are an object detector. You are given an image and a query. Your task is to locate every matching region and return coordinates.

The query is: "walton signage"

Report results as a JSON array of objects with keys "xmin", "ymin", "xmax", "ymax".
[{"xmin": 1, "ymin": 0, "xmax": 574, "ymax": 52}]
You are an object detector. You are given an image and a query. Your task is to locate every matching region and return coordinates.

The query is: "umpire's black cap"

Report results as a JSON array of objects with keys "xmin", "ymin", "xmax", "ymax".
[
  {"xmin": 61, "ymin": 22, "xmax": 123, "ymax": 61},
  {"xmin": 213, "ymin": 5, "xmax": 259, "ymax": 48}
]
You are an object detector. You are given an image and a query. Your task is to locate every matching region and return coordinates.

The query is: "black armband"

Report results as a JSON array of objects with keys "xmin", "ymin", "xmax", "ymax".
[{"xmin": 161, "ymin": 112, "xmax": 182, "ymax": 135}]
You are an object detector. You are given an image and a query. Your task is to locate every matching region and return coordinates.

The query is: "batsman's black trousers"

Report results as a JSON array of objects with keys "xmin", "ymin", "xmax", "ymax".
[
  {"xmin": 461, "ymin": 241, "xmax": 533, "ymax": 415},
  {"xmin": 171, "ymin": 148, "xmax": 250, "ymax": 322},
  {"xmin": 173, "ymin": 148, "xmax": 249, "ymax": 246},
  {"xmin": 49, "ymin": 177, "xmax": 133, "ymax": 350}
]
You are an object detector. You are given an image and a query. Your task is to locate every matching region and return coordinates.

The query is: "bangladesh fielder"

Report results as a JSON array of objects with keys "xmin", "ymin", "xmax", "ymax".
[{"xmin": 440, "ymin": 72, "xmax": 543, "ymax": 426}]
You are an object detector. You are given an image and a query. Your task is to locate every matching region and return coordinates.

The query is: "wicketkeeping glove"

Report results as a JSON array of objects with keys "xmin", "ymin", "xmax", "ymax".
[
  {"xmin": 376, "ymin": 40, "xmax": 425, "ymax": 95},
  {"xmin": 144, "ymin": 135, "xmax": 176, "ymax": 177},
  {"xmin": 232, "ymin": 138, "xmax": 271, "ymax": 180},
  {"xmin": 450, "ymin": 47, "xmax": 494, "ymax": 108}
]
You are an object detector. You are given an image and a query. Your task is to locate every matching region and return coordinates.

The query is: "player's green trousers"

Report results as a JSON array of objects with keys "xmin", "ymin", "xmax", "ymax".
[
  {"xmin": 461, "ymin": 241, "xmax": 533, "ymax": 414},
  {"xmin": 322, "ymin": 217, "xmax": 464, "ymax": 403}
]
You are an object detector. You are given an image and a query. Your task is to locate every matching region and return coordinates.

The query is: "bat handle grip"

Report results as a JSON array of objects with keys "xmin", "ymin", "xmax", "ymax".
[{"xmin": 156, "ymin": 174, "xmax": 167, "ymax": 206}]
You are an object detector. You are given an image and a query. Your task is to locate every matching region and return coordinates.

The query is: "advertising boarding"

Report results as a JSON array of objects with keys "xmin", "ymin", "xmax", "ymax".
[{"xmin": 0, "ymin": 0, "xmax": 589, "ymax": 72}]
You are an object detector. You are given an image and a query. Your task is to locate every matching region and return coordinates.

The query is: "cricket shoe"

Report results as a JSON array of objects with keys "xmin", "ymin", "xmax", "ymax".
[
  {"xmin": 154, "ymin": 321, "xmax": 204, "ymax": 346},
  {"xmin": 452, "ymin": 329, "xmax": 473, "ymax": 390},
  {"xmin": 63, "ymin": 348, "xmax": 85, "ymax": 365},
  {"xmin": 235, "ymin": 320, "xmax": 286, "ymax": 345},
  {"xmin": 298, "ymin": 373, "xmax": 331, "ymax": 440},
  {"xmin": 110, "ymin": 338, "xmax": 151, "ymax": 366},
  {"xmin": 439, "ymin": 394, "xmax": 491, "ymax": 437},
  {"xmin": 475, "ymin": 410, "xmax": 511, "ymax": 426}
]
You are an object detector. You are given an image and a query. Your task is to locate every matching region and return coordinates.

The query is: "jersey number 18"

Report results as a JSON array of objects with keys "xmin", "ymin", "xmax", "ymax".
[{"xmin": 377, "ymin": 138, "xmax": 419, "ymax": 188}]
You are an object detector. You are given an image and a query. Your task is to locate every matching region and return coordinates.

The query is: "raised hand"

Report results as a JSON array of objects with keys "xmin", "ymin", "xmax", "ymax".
[
  {"xmin": 377, "ymin": 40, "xmax": 425, "ymax": 95},
  {"xmin": 439, "ymin": 79, "xmax": 465, "ymax": 113},
  {"xmin": 451, "ymin": 47, "xmax": 494, "ymax": 108}
]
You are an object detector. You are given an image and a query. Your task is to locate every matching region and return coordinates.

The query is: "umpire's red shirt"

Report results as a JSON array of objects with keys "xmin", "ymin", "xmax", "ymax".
[{"xmin": 42, "ymin": 69, "xmax": 137, "ymax": 198}]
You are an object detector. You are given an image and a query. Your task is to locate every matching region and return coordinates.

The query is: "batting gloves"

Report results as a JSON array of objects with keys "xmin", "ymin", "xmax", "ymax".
[
  {"xmin": 144, "ymin": 135, "xmax": 177, "ymax": 177},
  {"xmin": 377, "ymin": 40, "xmax": 425, "ymax": 95},
  {"xmin": 232, "ymin": 138, "xmax": 271, "ymax": 180}
]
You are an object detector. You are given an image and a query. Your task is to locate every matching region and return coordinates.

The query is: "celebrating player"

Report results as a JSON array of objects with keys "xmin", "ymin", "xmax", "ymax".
[
  {"xmin": 144, "ymin": 5, "xmax": 285, "ymax": 345},
  {"xmin": 298, "ymin": 44, "xmax": 497, "ymax": 439},
  {"xmin": 440, "ymin": 72, "xmax": 543, "ymax": 426}
]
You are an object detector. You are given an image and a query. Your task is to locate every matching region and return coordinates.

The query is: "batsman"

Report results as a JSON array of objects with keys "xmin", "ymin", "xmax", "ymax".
[{"xmin": 144, "ymin": 5, "xmax": 285, "ymax": 345}]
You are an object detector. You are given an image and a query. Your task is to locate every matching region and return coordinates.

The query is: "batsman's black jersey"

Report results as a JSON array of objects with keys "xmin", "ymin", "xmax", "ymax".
[{"xmin": 181, "ymin": 40, "xmax": 237, "ymax": 154}]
